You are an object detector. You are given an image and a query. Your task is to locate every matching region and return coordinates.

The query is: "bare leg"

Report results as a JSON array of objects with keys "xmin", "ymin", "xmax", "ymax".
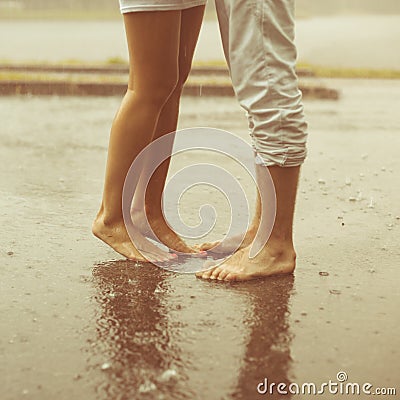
[
  {"xmin": 196, "ymin": 165, "xmax": 299, "ymax": 281},
  {"xmin": 131, "ymin": 6, "xmax": 206, "ymax": 254},
  {"xmin": 93, "ymin": 11, "xmax": 183, "ymax": 262}
]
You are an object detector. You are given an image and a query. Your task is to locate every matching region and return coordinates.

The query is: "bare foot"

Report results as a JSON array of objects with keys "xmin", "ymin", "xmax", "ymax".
[
  {"xmin": 131, "ymin": 209, "xmax": 206, "ymax": 256},
  {"xmin": 199, "ymin": 227, "xmax": 257, "ymax": 255},
  {"xmin": 92, "ymin": 215, "xmax": 177, "ymax": 263},
  {"xmin": 195, "ymin": 242, "xmax": 296, "ymax": 282}
]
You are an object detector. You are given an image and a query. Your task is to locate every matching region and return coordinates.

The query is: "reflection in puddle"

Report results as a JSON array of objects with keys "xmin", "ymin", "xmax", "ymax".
[
  {"xmin": 91, "ymin": 261, "xmax": 182, "ymax": 399},
  {"xmin": 90, "ymin": 260, "xmax": 295, "ymax": 399}
]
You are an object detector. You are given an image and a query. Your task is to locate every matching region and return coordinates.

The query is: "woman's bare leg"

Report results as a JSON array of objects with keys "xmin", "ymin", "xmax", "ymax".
[
  {"xmin": 93, "ymin": 11, "xmax": 183, "ymax": 262},
  {"xmin": 131, "ymin": 5, "xmax": 206, "ymax": 254}
]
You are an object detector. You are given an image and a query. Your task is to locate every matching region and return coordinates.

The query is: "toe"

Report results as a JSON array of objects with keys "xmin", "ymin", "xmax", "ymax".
[
  {"xmin": 199, "ymin": 241, "xmax": 219, "ymax": 251},
  {"xmin": 192, "ymin": 244, "xmax": 202, "ymax": 252},
  {"xmin": 211, "ymin": 267, "xmax": 224, "ymax": 280},
  {"xmin": 217, "ymin": 268, "xmax": 230, "ymax": 281},
  {"xmin": 196, "ymin": 260, "xmax": 216, "ymax": 279},
  {"xmin": 224, "ymin": 272, "xmax": 238, "ymax": 282},
  {"xmin": 202, "ymin": 269, "xmax": 214, "ymax": 279},
  {"xmin": 198, "ymin": 267, "xmax": 215, "ymax": 279}
]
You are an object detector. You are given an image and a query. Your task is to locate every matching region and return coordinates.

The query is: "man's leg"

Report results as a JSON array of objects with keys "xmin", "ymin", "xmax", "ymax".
[
  {"xmin": 197, "ymin": 164, "xmax": 298, "ymax": 280},
  {"xmin": 197, "ymin": 0, "xmax": 307, "ymax": 280}
]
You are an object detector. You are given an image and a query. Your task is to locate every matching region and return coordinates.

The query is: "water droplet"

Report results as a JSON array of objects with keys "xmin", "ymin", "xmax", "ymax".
[
  {"xmin": 138, "ymin": 381, "xmax": 157, "ymax": 393},
  {"xmin": 159, "ymin": 369, "xmax": 178, "ymax": 382},
  {"xmin": 154, "ymin": 286, "xmax": 163, "ymax": 294},
  {"xmin": 101, "ymin": 362, "xmax": 111, "ymax": 371},
  {"xmin": 368, "ymin": 198, "xmax": 375, "ymax": 209}
]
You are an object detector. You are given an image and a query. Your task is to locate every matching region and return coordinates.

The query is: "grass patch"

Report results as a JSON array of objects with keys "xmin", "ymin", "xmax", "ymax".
[
  {"xmin": 298, "ymin": 63, "xmax": 400, "ymax": 79},
  {"xmin": 1, "ymin": 60, "xmax": 399, "ymax": 80},
  {"xmin": 106, "ymin": 57, "xmax": 128, "ymax": 65}
]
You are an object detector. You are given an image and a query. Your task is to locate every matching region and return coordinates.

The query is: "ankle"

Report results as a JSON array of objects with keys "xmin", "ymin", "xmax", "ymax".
[
  {"xmin": 263, "ymin": 238, "xmax": 296, "ymax": 258},
  {"xmin": 95, "ymin": 210, "xmax": 123, "ymax": 227}
]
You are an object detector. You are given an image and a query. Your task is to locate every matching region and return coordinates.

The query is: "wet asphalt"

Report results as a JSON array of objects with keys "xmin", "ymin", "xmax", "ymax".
[{"xmin": 1, "ymin": 79, "xmax": 400, "ymax": 399}]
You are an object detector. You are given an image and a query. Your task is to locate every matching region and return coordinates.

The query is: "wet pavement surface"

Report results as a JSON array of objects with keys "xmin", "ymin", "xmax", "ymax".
[{"xmin": 1, "ymin": 79, "xmax": 400, "ymax": 399}]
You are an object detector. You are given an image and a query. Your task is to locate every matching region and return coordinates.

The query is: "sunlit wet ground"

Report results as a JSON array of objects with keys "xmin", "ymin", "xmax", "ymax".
[{"xmin": 1, "ymin": 79, "xmax": 400, "ymax": 399}]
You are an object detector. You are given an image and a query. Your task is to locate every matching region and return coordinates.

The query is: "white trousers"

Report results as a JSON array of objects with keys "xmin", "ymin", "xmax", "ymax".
[{"xmin": 215, "ymin": 0, "xmax": 308, "ymax": 166}]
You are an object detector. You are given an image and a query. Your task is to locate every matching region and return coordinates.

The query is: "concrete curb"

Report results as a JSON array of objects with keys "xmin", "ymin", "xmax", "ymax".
[
  {"xmin": 0, "ymin": 80, "xmax": 339, "ymax": 99},
  {"xmin": 0, "ymin": 64, "xmax": 316, "ymax": 77},
  {"xmin": 0, "ymin": 63, "xmax": 340, "ymax": 99}
]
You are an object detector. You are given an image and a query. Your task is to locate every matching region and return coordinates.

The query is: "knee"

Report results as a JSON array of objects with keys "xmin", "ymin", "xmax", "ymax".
[{"xmin": 137, "ymin": 74, "xmax": 179, "ymax": 107}]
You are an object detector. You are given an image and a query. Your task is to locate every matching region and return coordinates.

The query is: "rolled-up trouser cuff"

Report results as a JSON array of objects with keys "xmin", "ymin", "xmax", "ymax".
[
  {"xmin": 216, "ymin": 0, "xmax": 308, "ymax": 168},
  {"xmin": 254, "ymin": 148, "xmax": 307, "ymax": 167},
  {"xmin": 250, "ymin": 99, "xmax": 308, "ymax": 167}
]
